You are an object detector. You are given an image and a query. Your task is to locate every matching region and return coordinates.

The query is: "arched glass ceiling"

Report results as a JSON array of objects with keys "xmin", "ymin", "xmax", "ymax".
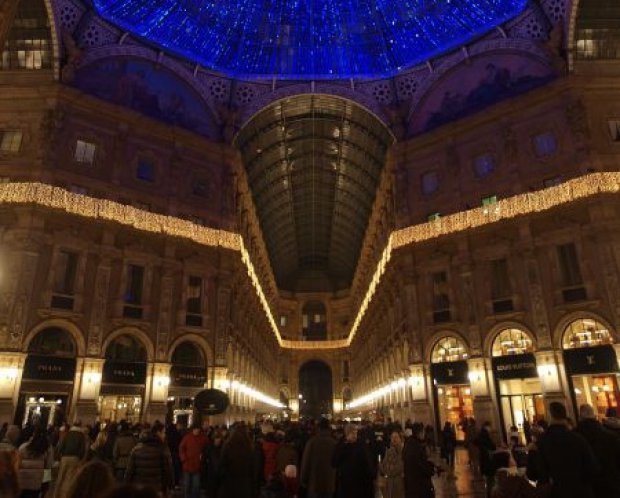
[
  {"xmin": 91, "ymin": 0, "xmax": 527, "ymax": 80},
  {"xmin": 235, "ymin": 95, "xmax": 393, "ymax": 292}
]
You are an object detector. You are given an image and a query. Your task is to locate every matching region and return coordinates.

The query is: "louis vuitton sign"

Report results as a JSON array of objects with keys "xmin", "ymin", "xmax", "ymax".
[
  {"xmin": 492, "ymin": 353, "xmax": 537, "ymax": 380},
  {"xmin": 564, "ymin": 345, "xmax": 618, "ymax": 375},
  {"xmin": 431, "ymin": 360, "xmax": 469, "ymax": 385}
]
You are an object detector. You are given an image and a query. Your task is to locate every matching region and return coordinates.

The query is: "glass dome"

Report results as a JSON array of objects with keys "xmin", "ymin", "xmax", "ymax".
[{"xmin": 92, "ymin": 0, "xmax": 528, "ymax": 80}]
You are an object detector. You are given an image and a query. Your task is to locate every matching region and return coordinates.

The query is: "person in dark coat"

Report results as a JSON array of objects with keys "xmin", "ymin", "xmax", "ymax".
[
  {"xmin": 205, "ymin": 431, "xmax": 224, "ymax": 498},
  {"xmin": 440, "ymin": 422, "xmax": 456, "ymax": 468},
  {"xmin": 536, "ymin": 401, "xmax": 599, "ymax": 498},
  {"xmin": 300, "ymin": 418, "xmax": 337, "ymax": 498},
  {"xmin": 216, "ymin": 424, "xmax": 256, "ymax": 498},
  {"xmin": 331, "ymin": 424, "xmax": 375, "ymax": 498},
  {"xmin": 575, "ymin": 403, "xmax": 620, "ymax": 498},
  {"xmin": 124, "ymin": 422, "xmax": 174, "ymax": 496},
  {"xmin": 402, "ymin": 422, "xmax": 434, "ymax": 498},
  {"xmin": 476, "ymin": 420, "xmax": 496, "ymax": 497}
]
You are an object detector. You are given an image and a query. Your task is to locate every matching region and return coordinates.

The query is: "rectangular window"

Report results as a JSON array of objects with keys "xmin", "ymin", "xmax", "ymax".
[
  {"xmin": 279, "ymin": 315, "xmax": 287, "ymax": 327},
  {"xmin": 186, "ymin": 276, "xmax": 202, "ymax": 315},
  {"xmin": 136, "ymin": 159, "xmax": 155, "ymax": 182},
  {"xmin": 53, "ymin": 250, "xmax": 78, "ymax": 295},
  {"xmin": 533, "ymin": 132, "xmax": 558, "ymax": 157},
  {"xmin": 124, "ymin": 264, "xmax": 144, "ymax": 305},
  {"xmin": 428, "ymin": 212, "xmax": 441, "ymax": 222},
  {"xmin": 192, "ymin": 179, "xmax": 209, "ymax": 198},
  {"xmin": 0, "ymin": 130, "xmax": 23, "ymax": 152},
  {"xmin": 74, "ymin": 140, "xmax": 97, "ymax": 164},
  {"xmin": 473, "ymin": 154, "xmax": 496, "ymax": 178},
  {"xmin": 490, "ymin": 258, "xmax": 511, "ymax": 300},
  {"xmin": 421, "ymin": 171, "xmax": 439, "ymax": 195},
  {"xmin": 608, "ymin": 120, "xmax": 620, "ymax": 142},
  {"xmin": 482, "ymin": 195, "xmax": 497, "ymax": 207},
  {"xmin": 557, "ymin": 243, "xmax": 583, "ymax": 287}
]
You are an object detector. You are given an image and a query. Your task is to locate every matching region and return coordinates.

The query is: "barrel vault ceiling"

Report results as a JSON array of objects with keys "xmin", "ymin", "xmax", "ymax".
[{"xmin": 235, "ymin": 94, "xmax": 394, "ymax": 292}]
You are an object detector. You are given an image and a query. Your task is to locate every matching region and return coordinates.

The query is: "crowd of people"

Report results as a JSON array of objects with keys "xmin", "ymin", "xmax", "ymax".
[{"xmin": 0, "ymin": 402, "xmax": 618, "ymax": 498}]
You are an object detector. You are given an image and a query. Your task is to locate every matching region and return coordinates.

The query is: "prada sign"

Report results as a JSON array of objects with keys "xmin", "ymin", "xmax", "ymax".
[
  {"xmin": 492, "ymin": 353, "xmax": 537, "ymax": 380},
  {"xmin": 564, "ymin": 345, "xmax": 619, "ymax": 375},
  {"xmin": 171, "ymin": 365, "xmax": 207, "ymax": 387},
  {"xmin": 103, "ymin": 361, "xmax": 147, "ymax": 385},
  {"xmin": 23, "ymin": 355, "xmax": 76, "ymax": 381},
  {"xmin": 431, "ymin": 360, "xmax": 469, "ymax": 385}
]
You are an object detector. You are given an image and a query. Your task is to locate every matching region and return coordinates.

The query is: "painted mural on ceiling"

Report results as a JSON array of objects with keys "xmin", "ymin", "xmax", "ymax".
[
  {"xmin": 72, "ymin": 58, "xmax": 216, "ymax": 137},
  {"xmin": 410, "ymin": 53, "xmax": 555, "ymax": 135}
]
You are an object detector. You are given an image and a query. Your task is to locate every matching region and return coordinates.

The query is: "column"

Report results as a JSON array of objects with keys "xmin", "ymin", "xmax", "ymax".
[
  {"xmin": 0, "ymin": 352, "xmax": 25, "ymax": 422},
  {"xmin": 409, "ymin": 363, "xmax": 432, "ymax": 426},
  {"xmin": 73, "ymin": 358, "xmax": 104, "ymax": 424},
  {"xmin": 144, "ymin": 362, "xmax": 171, "ymax": 423},
  {"xmin": 468, "ymin": 357, "xmax": 500, "ymax": 435},
  {"xmin": 535, "ymin": 350, "xmax": 569, "ymax": 416}
]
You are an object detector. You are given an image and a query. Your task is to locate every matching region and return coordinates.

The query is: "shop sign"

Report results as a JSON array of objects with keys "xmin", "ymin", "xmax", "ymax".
[
  {"xmin": 564, "ymin": 345, "xmax": 619, "ymax": 375},
  {"xmin": 431, "ymin": 360, "xmax": 469, "ymax": 385},
  {"xmin": 171, "ymin": 365, "xmax": 207, "ymax": 387},
  {"xmin": 194, "ymin": 388, "xmax": 229, "ymax": 415},
  {"xmin": 492, "ymin": 353, "xmax": 537, "ymax": 380},
  {"xmin": 23, "ymin": 355, "xmax": 76, "ymax": 381},
  {"xmin": 103, "ymin": 361, "xmax": 147, "ymax": 385}
]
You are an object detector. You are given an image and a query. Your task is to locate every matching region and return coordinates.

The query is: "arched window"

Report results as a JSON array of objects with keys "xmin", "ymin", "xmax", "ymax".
[
  {"xmin": 575, "ymin": 0, "xmax": 620, "ymax": 61},
  {"xmin": 171, "ymin": 342, "xmax": 205, "ymax": 368},
  {"xmin": 492, "ymin": 328, "xmax": 534, "ymax": 357},
  {"xmin": 302, "ymin": 301, "xmax": 327, "ymax": 340},
  {"xmin": 105, "ymin": 335, "xmax": 147, "ymax": 362},
  {"xmin": 562, "ymin": 318, "xmax": 614, "ymax": 349},
  {"xmin": 28, "ymin": 327, "xmax": 76, "ymax": 357},
  {"xmin": 431, "ymin": 336, "xmax": 468, "ymax": 363},
  {"xmin": 1, "ymin": 0, "xmax": 53, "ymax": 70}
]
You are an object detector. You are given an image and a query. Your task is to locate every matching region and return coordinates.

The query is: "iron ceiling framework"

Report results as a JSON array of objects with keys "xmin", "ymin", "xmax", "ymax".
[{"xmin": 235, "ymin": 94, "xmax": 394, "ymax": 292}]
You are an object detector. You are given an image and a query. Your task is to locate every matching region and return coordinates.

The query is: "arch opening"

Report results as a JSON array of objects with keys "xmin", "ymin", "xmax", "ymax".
[
  {"xmin": 17, "ymin": 327, "xmax": 76, "ymax": 427},
  {"xmin": 298, "ymin": 360, "xmax": 333, "ymax": 419},
  {"xmin": 100, "ymin": 334, "xmax": 148, "ymax": 423}
]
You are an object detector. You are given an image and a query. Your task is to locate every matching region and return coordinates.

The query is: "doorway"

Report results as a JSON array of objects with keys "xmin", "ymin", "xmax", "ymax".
[{"xmin": 298, "ymin": 360, "xmax": 333, "ymax": 419}]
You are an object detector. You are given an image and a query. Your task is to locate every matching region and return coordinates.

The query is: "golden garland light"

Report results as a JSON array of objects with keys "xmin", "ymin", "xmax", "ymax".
[{"xmin": 1, "ymin": 173, "xmax": 619, "ymax": 350}]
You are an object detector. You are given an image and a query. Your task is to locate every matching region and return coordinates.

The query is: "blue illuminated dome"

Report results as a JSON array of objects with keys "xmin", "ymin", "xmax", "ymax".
[{"xmin": 92, "ymin": 0, "xmax": 528, "ymax": 80}]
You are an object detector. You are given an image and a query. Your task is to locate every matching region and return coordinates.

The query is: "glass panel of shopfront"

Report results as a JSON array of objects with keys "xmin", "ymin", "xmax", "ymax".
[
  {"xmin": 563, "ymin": 319, "xmax": 619, "ymax": 418},
  {"xmin": 168, "ymin": 342, "xmax": 207, "ymax": 425},
  {"xmin": 431, "ymin": 356, "xmax": 471, "ymax": 442},
  {"xmin": 100, "ymin": 335, "xmax": 148, "ymax": 422}
]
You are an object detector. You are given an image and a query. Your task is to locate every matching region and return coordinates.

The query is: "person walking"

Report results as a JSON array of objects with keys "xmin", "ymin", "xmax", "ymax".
[
  {"xmin": 64, "ymin": 460, "xmax": 116, "ymax": 498},
  {"xmin": 113, "ymin": 421, "xmax": 136, "ymax": 481},
  {"xmin": 379, "ymin": 431, "xmax": 405, "ymax": 498},
  {"xmin": 300, "ymin": 418, "xmax": 336, "ymax": 498},
  {"xmin": 402, "ymin": 423, "xmax": 435, "ymax": 498},
  {"xmin": 476, "ymin": 421, "xmax": 497, "ymax": 497},
  {"xmin": 125, "ymin": 422, "xmax": 174, "ymax": 497},
  {"xmin": 440, "ymin": 422, "xmax": 456, "ymax": 469},
  {"xmin": 0, "ymin": 448, "xmax": 20, "ymax": 498},
  {"xmin": 179, "ymin": 424, "xmax": 209, "ymax": 498},
  {"xmin": 55, "ymin": 421, "xmax": 88, "ymax": 498},
  {"xmin": 17, "ymin": 426, "xmax": 54, "ymax": 498},
  {"xmin": 215, "ymin": 424, "xmax": 256, "ymax": 498},
  {"xmin": 331, "ymin": 424, "xmax": 375, "ymax": 498},
  {"xmin": 575, "ymin": 403, "xmax": 620, "ymax": 498},
  {"xmin": 536, "ymin": 401, "xmax": 599, "ymax": 498}
]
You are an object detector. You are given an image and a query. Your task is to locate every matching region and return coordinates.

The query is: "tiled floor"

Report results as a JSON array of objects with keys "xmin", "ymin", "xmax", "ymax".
[{"xmin": 431, "ymin": 447, "xmax": 487, "ymax": 498}]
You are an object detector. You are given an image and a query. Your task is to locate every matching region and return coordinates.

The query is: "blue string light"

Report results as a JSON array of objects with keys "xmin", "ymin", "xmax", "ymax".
[{"xmin": 92, "ymin": 0, "xmax": 528, "ymax": 80}]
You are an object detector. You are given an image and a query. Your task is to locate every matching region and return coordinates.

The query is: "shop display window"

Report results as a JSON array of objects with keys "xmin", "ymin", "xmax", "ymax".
[
  {"xmin": 492, "ymin": 328, "xmax": 534, "ymax": 357},
  {"xmin": 436, "ymin": 385, "xmax": 473, "ymax": 441},
  {"xmin": 431, "ymin": 337, "xmax": 469, "ymax": 363},
  {"xmin": 99, "ymin": 395, "xmax": 142, "ymax": 423},
  {"xmin": 563, "ymin": 319, "xmax": 613, "ymax": 349},
  {"xmin": 573, "ymin": 374, "xmax": 619, "ymax": 419}
]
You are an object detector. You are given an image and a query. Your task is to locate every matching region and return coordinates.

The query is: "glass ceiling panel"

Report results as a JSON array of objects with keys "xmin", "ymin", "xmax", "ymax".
[{"xmin": 92, "ymin": 0, "xmax": 527, "ymax": 80}]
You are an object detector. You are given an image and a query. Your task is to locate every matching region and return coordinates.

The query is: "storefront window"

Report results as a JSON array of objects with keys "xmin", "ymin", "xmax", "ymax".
[
  {"xmin": 28, "ymin": 327, "xmax": 76, "ymax": 357},
  {"xmin": 431, "ymin": 336, "xmax": 471, "ymax": 441},
  {"xmin": 492, "ymin": 328, "xmax": 534, "ymax": 357},
  {"xmin": 563, "ymin": 318, "xmax": 619, "ymax": 419},
  {"xmin": 168, "ymin": 342, "xmax": 208, "ymax": 426},
  {"xmin": 100, "ymin": 335, "xmax": 148, "ymax": 423},
  {"xmin": 563, "ymin": 318, "xmax": 613, "ymax": 349},
  {"xmin": 431, "ymin": 336, "xmax": 468, "ymax": 363}
]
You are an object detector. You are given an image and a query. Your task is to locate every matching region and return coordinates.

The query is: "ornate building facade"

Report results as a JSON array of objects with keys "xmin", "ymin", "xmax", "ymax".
[{"xmin": 0, "ymin": 0, "xmax": 619, "ymax": 443}]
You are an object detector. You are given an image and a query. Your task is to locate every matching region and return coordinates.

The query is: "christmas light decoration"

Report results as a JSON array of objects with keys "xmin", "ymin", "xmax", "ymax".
[
  {"xmin": 91, "ymin": 0, "xmax": 527, "ymax": 80},
  {"xmin": 1, "ymin": 173, "xmax": 618, "ymax": 351}
]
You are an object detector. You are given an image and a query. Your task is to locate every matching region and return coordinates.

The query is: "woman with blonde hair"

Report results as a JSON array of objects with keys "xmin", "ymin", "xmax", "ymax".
[{"xmin": 64, "ymin": 460, "xmax": 115, "ymax": 498}]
